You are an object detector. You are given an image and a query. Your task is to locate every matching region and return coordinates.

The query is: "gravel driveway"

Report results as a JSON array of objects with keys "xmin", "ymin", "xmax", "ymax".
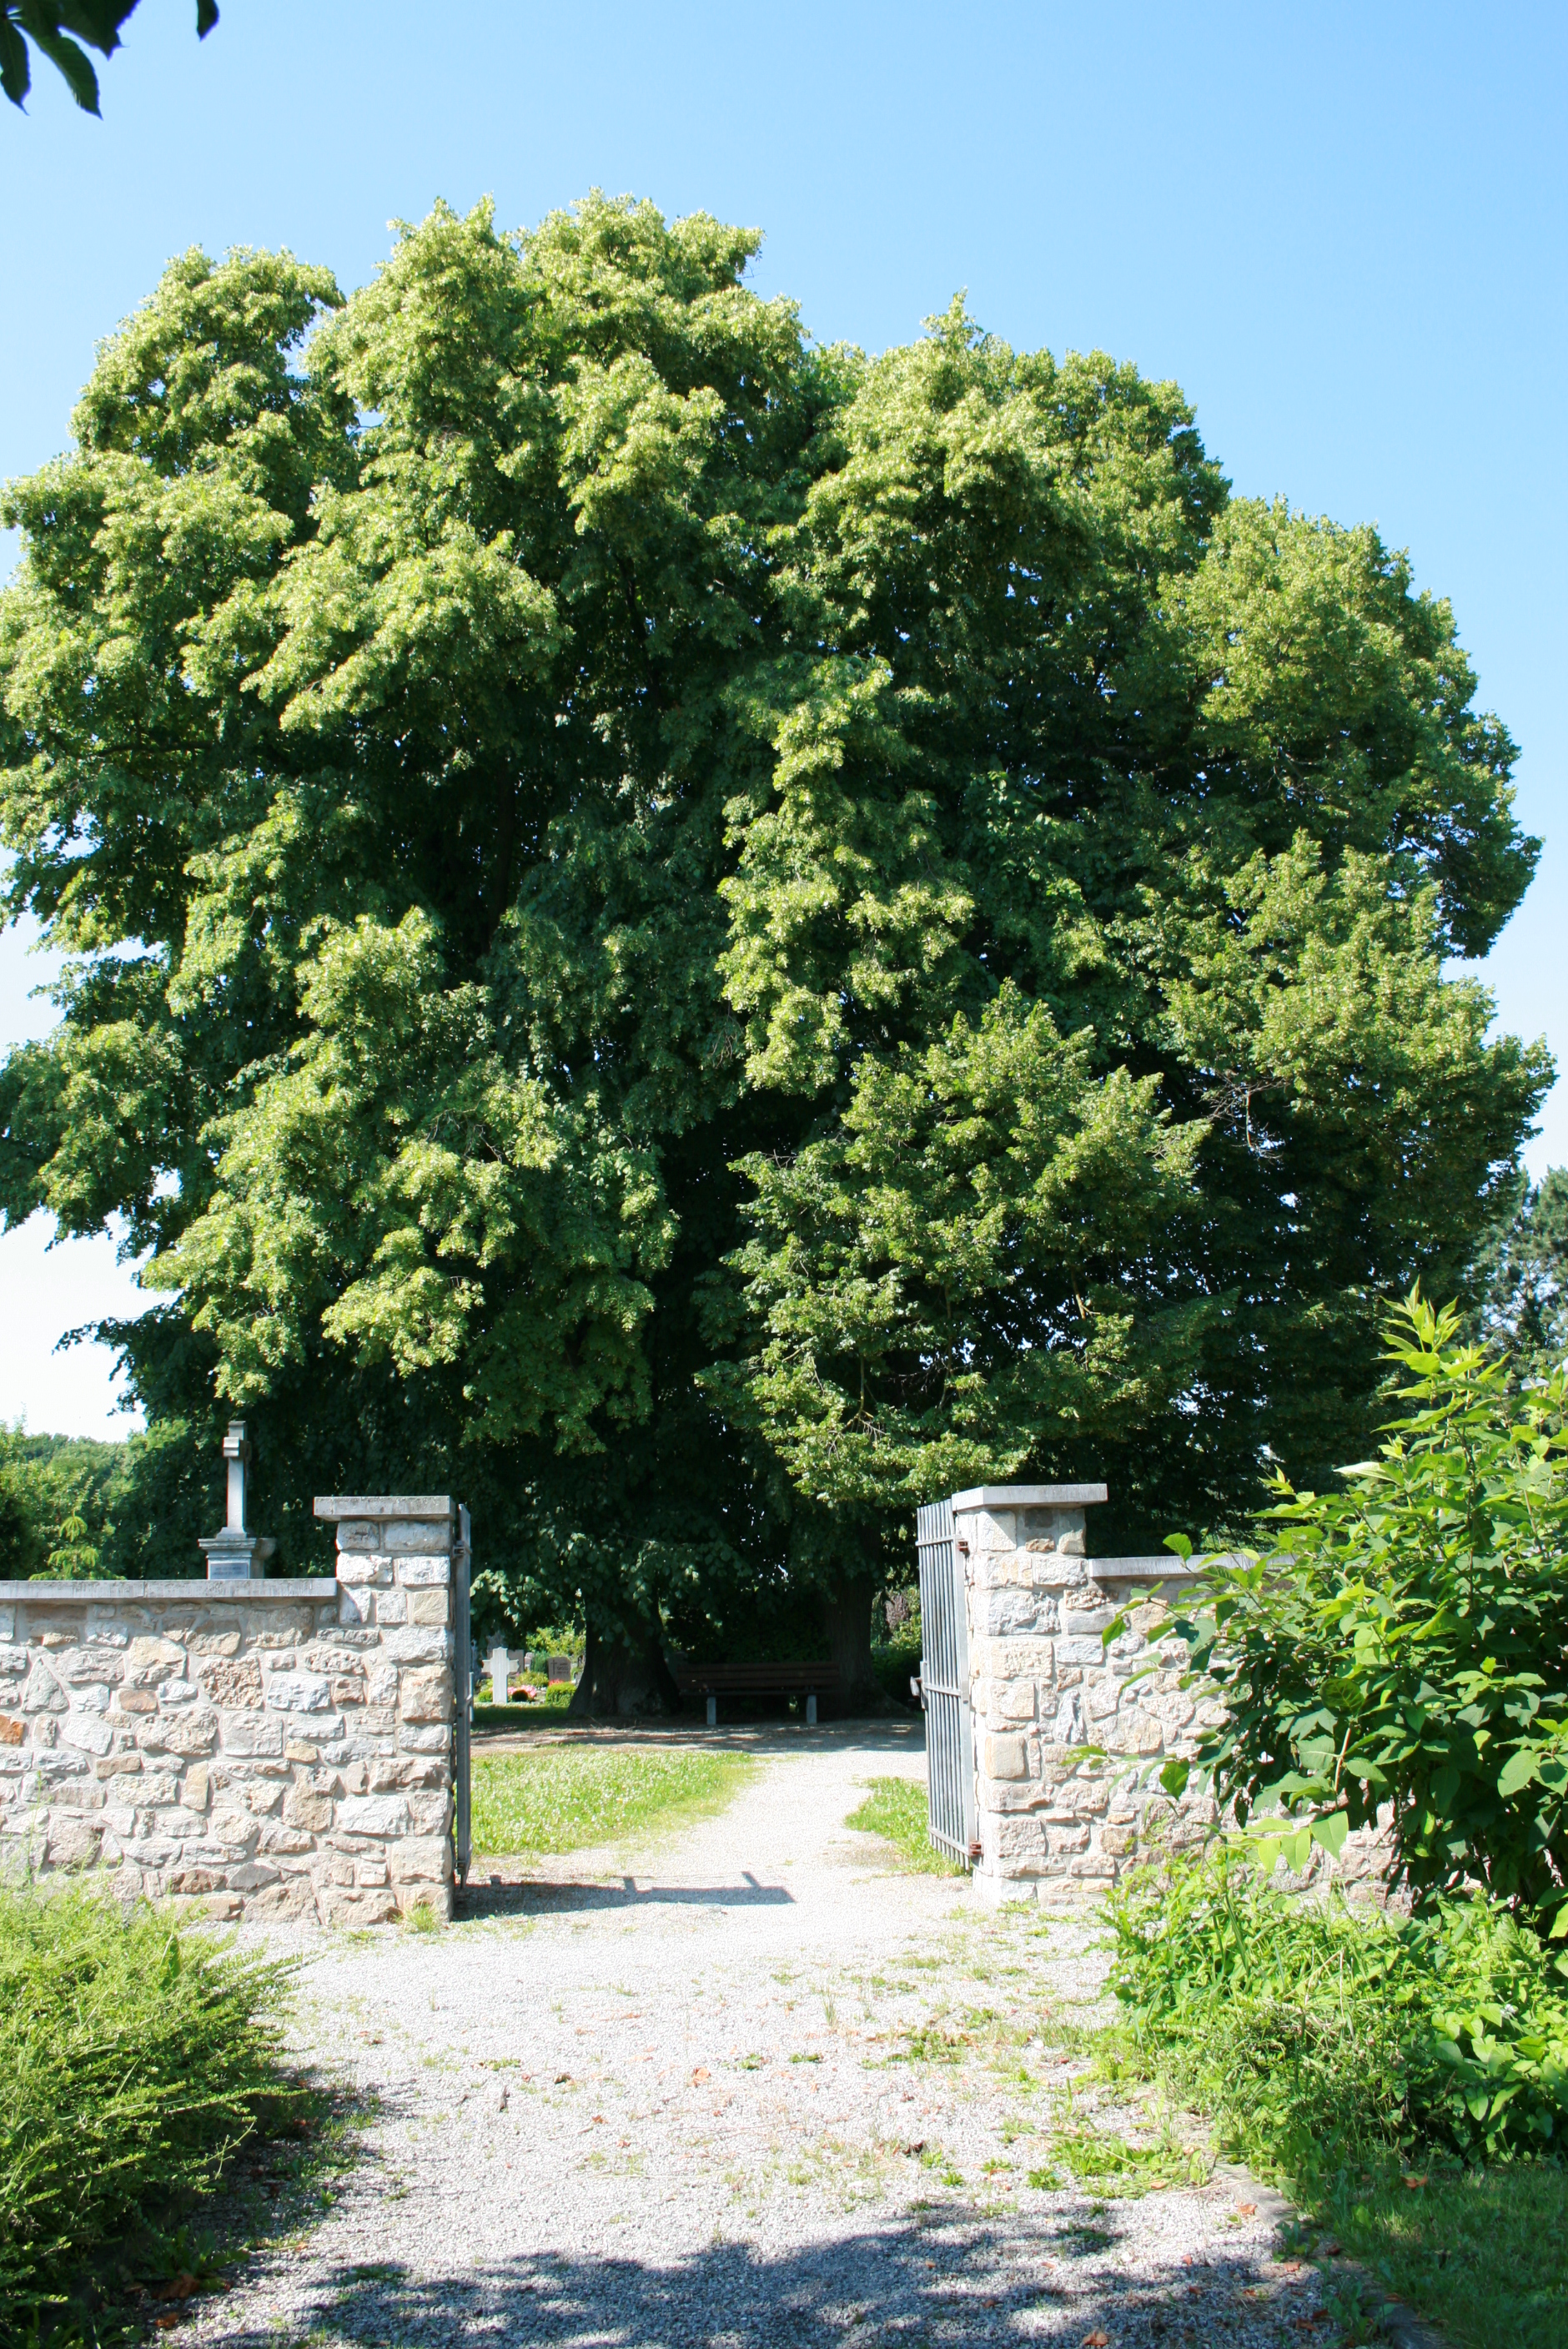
[{"xmin": 184, "ymin": 1722, "xmax": 1332, "ymax": 2348}]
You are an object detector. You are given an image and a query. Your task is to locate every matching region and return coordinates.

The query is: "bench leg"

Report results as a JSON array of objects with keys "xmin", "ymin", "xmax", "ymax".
[
  {"xmin": 706, "ymin": 1693, "xmax": 717, "ymax": 1728},
  {"xmin": 806, "ymin": 1693, "xmax": 817, "ymax": 1728}
]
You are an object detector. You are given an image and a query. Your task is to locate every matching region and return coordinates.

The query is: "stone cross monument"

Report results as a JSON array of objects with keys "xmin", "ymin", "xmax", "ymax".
[{"xmin": 199, "ymin": 1419, "xmax": 277, "ymax": 1579}]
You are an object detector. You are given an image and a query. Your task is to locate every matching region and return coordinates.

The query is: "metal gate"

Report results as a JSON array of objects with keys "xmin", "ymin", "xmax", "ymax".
[
  {"xmin": 915, "ymin": 1496, "xmax": 977, "ymax": 1867},
  {"xmin": 452, "ymin": 1502, "xmax": 472, "ymax": 1888}
]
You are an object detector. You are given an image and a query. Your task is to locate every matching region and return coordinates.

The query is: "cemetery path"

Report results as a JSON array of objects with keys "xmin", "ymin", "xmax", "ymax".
[{"xmin": 184, "ymin": 1727, "xmax": 1325, "ymax": 2349}]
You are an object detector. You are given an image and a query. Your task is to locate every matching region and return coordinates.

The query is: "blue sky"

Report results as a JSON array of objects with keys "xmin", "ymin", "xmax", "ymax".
[{"xmin": 2, "ymin": 0, "xmax": 1564, "ymax": 1436}]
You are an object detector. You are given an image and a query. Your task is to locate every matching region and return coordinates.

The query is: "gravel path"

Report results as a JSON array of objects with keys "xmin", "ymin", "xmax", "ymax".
[{"xmin": 184, "ymin": 1723, "xmax": 1336, "ymax": 2348}]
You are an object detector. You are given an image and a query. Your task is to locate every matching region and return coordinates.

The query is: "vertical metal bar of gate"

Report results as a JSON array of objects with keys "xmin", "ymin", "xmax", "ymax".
[
  {"xmin": 915, "ymin": 1496, "xmax": 976, "ymax": 1867},
  {"xmin": 452, "ymin": 1502, "xmax": 472, "ymax": 1888}
]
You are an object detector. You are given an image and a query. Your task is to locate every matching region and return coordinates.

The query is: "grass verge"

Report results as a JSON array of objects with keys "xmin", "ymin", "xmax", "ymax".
[
  {"xmin": 0, "ymin": 1881, "xmax": 300, "ymax": 2339},
  {"xmin": 471, "ymin": 1745, "xmax": 753, "ymax": 1859},
  {"xmin": 846, "ymin": 1774, "xmax": 965, "ymax": 1874},
  {"xmin": 1098, "ymin": 1850, "xmax": 1568, "ymax": 2349}
]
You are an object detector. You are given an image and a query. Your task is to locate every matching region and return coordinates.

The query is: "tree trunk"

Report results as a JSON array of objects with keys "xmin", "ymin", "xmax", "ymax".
[
  {"xmin": 567, "ymin": 1621, "xmax": 682, "ymax": 1718},
  {"xmin": 822, "ymin": 1572, "xmax": 879, "ymax": 1716}
]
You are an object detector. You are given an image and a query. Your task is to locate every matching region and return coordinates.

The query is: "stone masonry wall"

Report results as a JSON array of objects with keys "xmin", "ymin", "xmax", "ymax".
[
  {"xmin": 0, "ymin": 1495, "xmax": 458, "ymax": 1925},
  {"xmin": 962, "ymin": 1490, "xmax": 1388, "ymax": 1904}
]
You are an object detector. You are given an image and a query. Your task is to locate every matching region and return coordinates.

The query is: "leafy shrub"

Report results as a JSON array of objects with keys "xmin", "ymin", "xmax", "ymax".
[
  {"xmin": 0, "ymin": 1884, "xmax": 296, "ymax": 2325},
  {"xmin": 1155, "ymin": 1293, "xmax": 1568, "ymax": 1932},
  {"xmin": 1103, "ymin": 1850, "xmax": 1568, "ymax": 2166}
]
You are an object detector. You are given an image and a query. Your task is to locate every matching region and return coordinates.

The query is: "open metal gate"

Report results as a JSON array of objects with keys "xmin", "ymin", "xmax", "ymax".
[
  {"xmin": 452, "ymin": 1502, "xmax": 472, "ymax": 1888},
  {"xmin": 915, "ymin": 1496, "xmax": 977, "ymax": 1867}
]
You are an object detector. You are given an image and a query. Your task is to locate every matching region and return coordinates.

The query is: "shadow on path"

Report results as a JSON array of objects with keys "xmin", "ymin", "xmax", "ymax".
[
  {"xmin": 458, "ymin": 1870, "xmax": 795, "ymax": 1920},
  {"xmin": 204, "ymin": 2196, "xmax": 1316, "ymax": 2346}
]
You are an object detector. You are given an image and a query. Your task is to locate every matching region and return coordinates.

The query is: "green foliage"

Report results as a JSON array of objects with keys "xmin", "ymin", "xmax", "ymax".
[
  {"xmin": 0, "ymin": 3, "xmax": 215, "ymax": 116},
  {"xmin": 1103, "ymin": 1852, "xmax": 1568, "ymax": 2167},
  {"xmin": 0, "ymin": 196, "xmax": 1548, "ymax": 1646},
  {"xmin": 0, "ymin": 1429, "xmax": 123, "ymax": 1577},
  {"xmin": 845, "ymin": 1773, "xmax": 962, "ymax": 1873},
  {"xmin": 1468, "ymin": 1165, "xmax": 1568, "ymax": 1377},
  {"xmin": 470, "ymin": 1744, "xmax": 751, "ymax": 1857},
  {"xmin": 1155, "ymin": 1294, "xmax": 1568, "ymax": 1930},
  {"xmin": 0, "ymin": 1882, "xmax": 295, "ymax": 2326}
]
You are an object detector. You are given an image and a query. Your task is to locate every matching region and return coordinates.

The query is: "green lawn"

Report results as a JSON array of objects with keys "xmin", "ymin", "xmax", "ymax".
[
  {"xmin": 1301, "ymin": 2160, "xmax": 1568, "ymax": 2349},
  {"xmin": 846, "ymin": 1773, "xmax": 965, "ymax": 1874},
  {"xmin": 471, "ymin": 1745, "xmax": 753, "ymax": 1859}
]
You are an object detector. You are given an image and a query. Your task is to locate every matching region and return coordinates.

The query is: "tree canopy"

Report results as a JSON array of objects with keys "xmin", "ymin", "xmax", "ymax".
[
  {"xmin": 0, "ymin": 195, "xmax": 1548, "ymax": 1700},
  {"xmin": 2, "ymin": 3, "xmax": 216, "ymax": 115}
]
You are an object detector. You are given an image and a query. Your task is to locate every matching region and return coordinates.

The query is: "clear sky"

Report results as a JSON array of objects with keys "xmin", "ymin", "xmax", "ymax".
[{"xmin": 2, "ymin": 0, "xmax": 1564, "ymax": 1436}]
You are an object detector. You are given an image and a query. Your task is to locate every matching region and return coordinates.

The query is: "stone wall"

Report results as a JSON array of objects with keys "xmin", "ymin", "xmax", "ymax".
[
  {"xmin": 958, "ymin": 1486, "xmax": 1386, "ymax": 1904},
  {"xmin": 0, "ymin": 1494, "xmax": 458, "ymax": 1925}
]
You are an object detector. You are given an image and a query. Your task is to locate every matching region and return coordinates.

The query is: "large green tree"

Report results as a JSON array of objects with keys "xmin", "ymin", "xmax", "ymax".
[{"xmin": 0, "ymin": 197, "xmax": 1548, "ymax": 1705}]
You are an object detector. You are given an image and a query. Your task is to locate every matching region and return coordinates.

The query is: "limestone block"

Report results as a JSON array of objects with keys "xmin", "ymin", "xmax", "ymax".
[
  {"xmin": 405, "ymin": 1789, "xmax": 452, "ymax": 1835},
  {"xmin": 23, "ymin": 1660, "xmax": 67, "ymax": 1714},
  {"xmin": 45, "ymin": 1816, "xmax": 104, "ymax": 1869},
  {"xmin": 60, "ymin": 1713, "xmax": 113, "ymax": 1758},
  {"xmin": 124, "ymin": 1637, "xmax": 185, "ymax": 1688},
  {"xmin": 384, "ymin": 1522, "xmax": 451, "ymax": 1555},
  {"xmin": 186, "ymin": 1629, "xmax": 242, "ymax": 1659},
  {"xmin": 335, "ymin": 1522, "xmax": 382, "ymax": 1553},
  {"xmin": 366, "ymin": 1666, "xmax": 399, "ymax": 1707},
  {"xmin": 374, "ymin": 1588, "xmax": 408, "ymax": 1624},
  {"xmin": 356, "ymin": 1857, "xmax": 389, "ymax": 1887},
  {"xmin": 143, "ymin": 1711, "xmax": 219, "ymax": 1758},
  {"xmin": 316, "ymin": 1884, "xmax": 400, "ymax": 1925},
  {"xmin": 199, "ymin": 1658, "xmax": 264, "ymax": 1709},
  {"xmin": 219, "ymin": 1714, "xmax": 285, "ymax": 1758},
  {"xmin": 1055, "ymin": 1635, "xmax": 1109, "ymax": 1668},
  {"xmin": 1101, "ymin": 1824, "xmax": 1138, "ymax": 1857},
  {"xmin": 247, "ymin": 1879, "xmax": 317, "ymax": 1921},
  {"xmin": 334, "ymin": 1554, "xmax": 391, "ymax": 1590},
  {"xmin": 984, "ymin": 1779, "xmax": 1052, "ymax": 1814},
  {"xmin": 383, "ymin": 1625, "xmax": 452, "ymax": 1665},
  {"xmin": 988, "ymin": 1680, "xmax": 1038, "ymax": 1725},
  {"xmin": 970, "ymin": 1636, "xmax": 1056, "ymax": 1684},
  {"xmin": 183, "ymin": 1762, "xmax": 211, "ymax": 1809},
  {"xmin": 388, "ymin": 1833, "xmax": 452, "ymax": 1884},
  {"xmin": 264, "ymin": 1670, "xmax": 332, "ymax": 1713},
  {"xmin": 1085, "ymin": 1678, "xmax": 1121, "ymax": 1723},
  {"xmin": 95, "ymin": 1751, "xmax": 143, "ymax": 1780},
  {"xmin": 0, "ymin": 1645, "xmax": 26, "ymax": 1677},
  {"xmin": 987, "ymin": 1813, "xmax": 1048, "ymax": 1863},
  {"xmin": 399, "ymin": 1723, "xmax": 451, "ymax": 1755},
  {"xmin": 407, "ymin": 1591, "xmax": 450, "ymax": 1627},
  {"xmin": 239, "ymin": 1606, "xmax": 313, "ymax": 1641},
  {"xmin": 337, "ymin": 1793, "xmax": 411, "ymax": 1838},
  {"xmin": 981, "ymin": 1728, "xmax": 1028, "ymax": 1775},
  {"xmin": 56, "ymin": 1646, "xmax": 124, "ymax": 1686},
  {"xmin": 0, "ymin": 1714, "xmax": 24, "ymax": 1748},
  {"xmin": 397, "ymin": 1667, "xmax": 451, "ymax": 1723},
  {"xmin": 258, "ymin": 1819, "xmax": 315, "ymax": 1855},
  {"xmin": 226, "ymin": 1861, "xmax": 280, "ymax": 1892},
  {"xmin": 283, "ymin": 1785, "xmax": 335, "ymax": 1841},
  {"xmin": 368, "ymin": 1754, "xmax": 445, "ymax": 1791},
  {"xmin": 396, "ymin": 1553, "xmax": 450, "ymax": 1587},
  {"xmin": 972, "ymin": 1587, "xmax": 1053, "ymax": 1640},
  {"xmin": 1047, "ymin": 1822, "xmax": 1090, "ymax": 1857},
  {"xmin": 338, "ymin": 1585, "xmax": 374, "ymax": 1628},
  {"xmin": 115, "ymin": 1689, "xmax": 157, "ymax": 1716}
]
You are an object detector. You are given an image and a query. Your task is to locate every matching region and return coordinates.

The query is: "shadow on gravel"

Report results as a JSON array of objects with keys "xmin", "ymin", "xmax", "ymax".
[
  {"xmin": 458, "ymin": 1871, "xmax": 795, "ymax": 1920},
  {"xmin": 204, "ymin": 2200, "xmax": 1319, "ymax": 2347}
]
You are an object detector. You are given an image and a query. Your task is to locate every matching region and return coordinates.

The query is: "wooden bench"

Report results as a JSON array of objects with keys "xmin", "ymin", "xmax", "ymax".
[{"xmin": 675, "ymin": 1661, "xmax": 840, "ymax": 1726}]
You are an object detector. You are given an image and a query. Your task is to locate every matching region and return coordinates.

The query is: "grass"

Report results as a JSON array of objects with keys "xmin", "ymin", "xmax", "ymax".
[
  {"xmin": 471, "ymin": 1745, "xmax": 754, "ymax": 1858},
  {"xmin": 1098, "ymin": 1850, "xmax": 1568, "ymax": 2349},
  {"xmin": 1305, "ymin": 2160, "xmax": 1568, "ymax": 2349},
  {"xmin": 845, "ymin": 1774, "xmax": 965, "ymax": 1874},
  {"xmin": 0, "ymin": 1882, "xmax": 299, "ymax": 2337},
  {"xmin": 473, "ymin": 1684, "xmax": 575, "ymax": 1723}
]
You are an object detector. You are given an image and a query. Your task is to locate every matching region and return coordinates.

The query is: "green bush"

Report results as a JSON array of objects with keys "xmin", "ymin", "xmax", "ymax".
[
  {"xmin": 0, "ymin": 1884, "xmax": 297, "ymax": 2325},
  {"xmin": 1154, "ymin": 1293, "xmax": 1568, "ymax": 1932},
  {"xmin": 1103, "ymin": 1850, "xmax": 1568, "ymax": 2167}
]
